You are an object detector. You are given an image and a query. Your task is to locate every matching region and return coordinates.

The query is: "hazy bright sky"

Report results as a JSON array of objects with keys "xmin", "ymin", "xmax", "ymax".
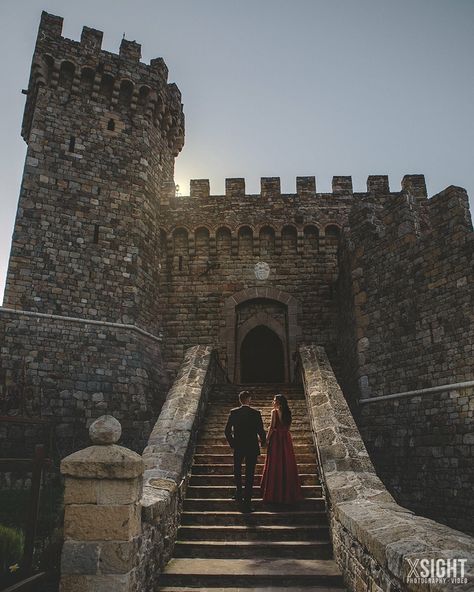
[{"xmin": 1, "ymin": 0, "xmax": 473, "ymax": 301}]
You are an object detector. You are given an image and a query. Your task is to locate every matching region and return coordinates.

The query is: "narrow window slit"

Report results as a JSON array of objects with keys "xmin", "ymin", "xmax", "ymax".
[
  {"xmin": 68, "ymin": 136, "xmax": 76, "ymax": 152},
  {"xmin": 93, "ymin": 224, "xmax": 100, "ymax": 244},
  {"xmin": 107, "ymin": 119, "xmax": 115, "ymax": 131}
]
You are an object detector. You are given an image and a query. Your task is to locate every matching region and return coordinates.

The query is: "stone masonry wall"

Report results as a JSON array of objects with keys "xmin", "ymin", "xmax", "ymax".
[
  {"xmin": 359, "ymin": 387, "xmax": 474, "ymax": 535},
  {"xmin": 158, "ymin": 175, "xmax": 417, "ymax": 383},
  {"xmin": 299, "ymin": 345, "xmax": 474, "ymax": 592},
  {"xmin": 0, "ymin": 308, "xmax": 165, "ymax": 457},
  {"xmin": 338, "ymin": 183, "xmax": 473, "ymax": 401}
]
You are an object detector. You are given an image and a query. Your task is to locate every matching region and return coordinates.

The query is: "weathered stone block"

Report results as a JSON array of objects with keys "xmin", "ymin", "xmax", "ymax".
[
  {"xmin": 64, "ymin": 478, "xmax": 97, "ymax": 505},
  {"xmin": 99, "ymin": 539, "xmax": 139, "ymax": 574},
  {"xmin": 61, "ymin": 445, "xmax": 144, "ymax": 479},
  {"xmin": 61, "ymin": 541, "xmax": 99, "ymax": 575},
  {"xmin": 64, "ymin": 503, "xmax": 141, "ymax": 541},
  {"xmin": 97, "ymin": 478, "xmax": 142, "ymax": 505},
  {"xmin": 60, "ymin": 573, "xmax": 134, "ymax": 592}
]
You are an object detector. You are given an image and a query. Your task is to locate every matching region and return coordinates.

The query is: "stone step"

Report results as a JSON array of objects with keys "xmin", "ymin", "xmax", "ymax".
[
  {"xmin": 209, "ymin": 399, "xmax": 306, "ymax": 406},
  {"xmin": 180, "ymin": 510, "xmax": 329, "ymax": 527},
  {"xmin": 191, "ymin": 462, "xmax": 318, "ymax": 475},
  {"xmin": 205, "ymin": 413, "xmax": 310, "ymax": 432},
  {"xmin": 189, "ymin": 473, "xmax": 319, "ymax": 486},
  {"xmin": 200, "ymin": 427, "xmax": 310, "ymax": 438},
  {"xmin": 185, "ymin": 485, "xmax": 321, "ymax": 499},
  {"xmin": 211, "ymin": 394, "xmax": 305, "ymax": 400},
  {"xmin": 159, "ymin": 558, "xmax": 344, "ymax": 588},
  {"xmin": 210, "ymin": 385, "xmax": 304, "ymax": 398},
  {"xmin": 192, "ymin": 454, "xmax": 316, "ymax": 465},
  {"xmin": 213, "ymin": 383, "xmax": 304, "ymax": 391},
  {"xmin": 183, "ymin": 497, "xmax": 325, "ymax": 512},
  {"xmin": 206, "ymin": 404, "xmax": 309, "ymax": 413},
  {"xmin": 173, "ymin": 540, "xmax": 333, "ymax": 560},
  {"xmin": 204, "ymin": 414, "xmax": 310, "ymax": 432},
  {"xmin": 159, "ymin": 587, "xmax": 345, "ymax": 592},
  {"xmin": 177, "ymin": 525, "xmax": 330, "ymax": 542},
  {"xmin": 195, "ymin": 443, "xmax": 315, "ymax": 454},
  {"xmin": 198, "ymin": 436, "xmax": 314, "ymax": 446}
]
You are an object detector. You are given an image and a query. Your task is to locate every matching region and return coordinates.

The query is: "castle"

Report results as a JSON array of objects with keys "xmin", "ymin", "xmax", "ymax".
[{"xmin": 1, "ymin": 9, "xmax": 473, "ymax": 558}]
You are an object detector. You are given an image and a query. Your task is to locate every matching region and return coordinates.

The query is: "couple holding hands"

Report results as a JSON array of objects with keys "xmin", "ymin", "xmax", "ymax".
[{"xmin": 224, "ymin": 389, "xmax": 303, "ymax": 513}]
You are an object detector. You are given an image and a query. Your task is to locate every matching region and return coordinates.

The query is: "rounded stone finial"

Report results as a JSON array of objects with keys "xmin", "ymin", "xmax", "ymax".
[{"xmin": 89, "ymin": 415, "xmax": 122, "ymax": 445}]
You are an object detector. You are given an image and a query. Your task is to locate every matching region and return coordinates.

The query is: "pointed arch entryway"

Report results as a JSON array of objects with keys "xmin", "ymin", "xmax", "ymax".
[
  {"xmin": 238, "ymin": 312, "xmax": 287, "ymax": 383},
  {"xmin": 223, "ymin": 287, "xmax": 300, "ymax": 383}
]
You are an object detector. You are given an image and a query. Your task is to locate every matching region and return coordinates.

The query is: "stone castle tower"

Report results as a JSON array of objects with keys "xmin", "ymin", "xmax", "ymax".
[
  {"xmin": 1, "ymin": 12, "xmax": 473, "ymax": 535},
  {"xmin": 4, "ymin": 11, "xmax": 184, "ymax": 334}
]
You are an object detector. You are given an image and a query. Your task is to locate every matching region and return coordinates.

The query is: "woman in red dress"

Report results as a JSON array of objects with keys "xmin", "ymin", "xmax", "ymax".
[{"xmin": 260, "ymin": 394, "xmax": 304, "ymax": 504}]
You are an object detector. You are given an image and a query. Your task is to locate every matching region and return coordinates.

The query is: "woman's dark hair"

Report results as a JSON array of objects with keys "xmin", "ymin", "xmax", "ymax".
[{"xmin": 275, "ymin": 394, "xmax": 292, "ymax": 427}]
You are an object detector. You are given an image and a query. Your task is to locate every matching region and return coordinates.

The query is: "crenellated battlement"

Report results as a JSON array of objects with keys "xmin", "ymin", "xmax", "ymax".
[
  {"xmin": 177, "ymin": 174, "xmax": 428, "ymax": 201},
  {"xmin": 347, "ymin": 181, "xmax": 472, "ymax": 247},
  {"xmin": 21, "ymin": 12, "xmax": 184, "ymax": 155}
]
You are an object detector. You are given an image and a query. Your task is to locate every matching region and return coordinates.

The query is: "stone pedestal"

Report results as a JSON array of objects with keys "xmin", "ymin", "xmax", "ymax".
[{"xmin": 59, "ymin": 416, "xmax": 144, "ymax": 592}]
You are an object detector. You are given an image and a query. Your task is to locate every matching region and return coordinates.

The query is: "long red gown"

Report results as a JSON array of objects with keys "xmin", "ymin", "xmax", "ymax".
[{"xmin": 260, "ymin": 411, "xmax": 304, "ymax": 503}]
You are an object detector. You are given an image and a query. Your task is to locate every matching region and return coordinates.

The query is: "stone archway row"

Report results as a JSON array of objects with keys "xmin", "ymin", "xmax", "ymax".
[{"xmin": 160, "ymin": 223, "xmax": 341, "ymax": 258}]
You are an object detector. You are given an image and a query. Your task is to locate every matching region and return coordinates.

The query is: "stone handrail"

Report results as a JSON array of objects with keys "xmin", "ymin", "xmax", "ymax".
[
  {"xmin": 298, "ymin": 344, "xmax": 474, "ymax": 592},
  {"xmin": 138, "ymin": 345, "xmax": 226, "ymax": 587}
]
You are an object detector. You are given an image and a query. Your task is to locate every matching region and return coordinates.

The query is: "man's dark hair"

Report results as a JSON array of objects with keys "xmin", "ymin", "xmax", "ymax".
[{"xmin": 239, "ymin": 390, "xmax": 251, "ymax": 404}]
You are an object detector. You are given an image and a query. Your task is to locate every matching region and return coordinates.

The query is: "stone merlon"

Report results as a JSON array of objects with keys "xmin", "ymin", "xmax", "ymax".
[{"xmin": 178, "ymin": 175, "xmax": 444, "ymax": 200}]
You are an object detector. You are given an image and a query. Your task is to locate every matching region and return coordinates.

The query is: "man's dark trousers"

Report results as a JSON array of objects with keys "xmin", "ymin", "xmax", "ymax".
[{"xmin": 233, "ymin": 449, "xmax": 257, "ymax": 502}]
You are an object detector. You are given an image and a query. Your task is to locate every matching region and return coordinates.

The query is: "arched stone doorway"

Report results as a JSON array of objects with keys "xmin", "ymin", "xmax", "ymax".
[
  {"xmin": 236, "ymin": 310, "xmax": 288, "ymax": 382},
  {"xmin": 223, "ymin": 287, "xmax": 300, "ymax": 383},
  {"xmin": 240, "ymin": 325, "xmax": 285, "ymax": 383}
]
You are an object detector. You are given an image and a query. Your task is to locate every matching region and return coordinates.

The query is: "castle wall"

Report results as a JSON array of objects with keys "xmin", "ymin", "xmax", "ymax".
[
  {"xmin": 157, "ymin": 176, "xmax": 358, "ymax": 383},
  {"xmin": 338, "ymin": 181, "xmax": 473, "ymax": 398},
  {"xmin": 0, "ymin": 309, "xmax": 164, "ymax": 456},
  {"xmin": 359, "ymin": 386, "xmax": 474, "ymax": 535},
  {"xmin": 337, "ymin": 181, "xmax": 474, "ymax": 533}
]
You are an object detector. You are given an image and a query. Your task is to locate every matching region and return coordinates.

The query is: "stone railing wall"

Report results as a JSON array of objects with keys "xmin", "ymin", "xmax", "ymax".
[
  {"xmin": 59, "ymin": 345, "xmax": 225, "ymax": 591},
  {"xmin": 299, "ymin": 344, "xmax": 474, "ymax": 592},
  {"xmin": 138, "ymin": 344, "xmax": 225, "ymax": 588}
]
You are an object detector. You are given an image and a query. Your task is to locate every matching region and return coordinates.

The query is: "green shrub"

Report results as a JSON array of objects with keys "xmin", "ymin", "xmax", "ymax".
[{"xmin": 0, "ymin": 524, "xmax": 24, "ymax": 573}]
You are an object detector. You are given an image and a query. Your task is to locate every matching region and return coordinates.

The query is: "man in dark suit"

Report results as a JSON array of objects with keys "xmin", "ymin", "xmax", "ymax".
[{"xmin": 224, "ymin": 390, "xmax": 266, "ymax": 512}]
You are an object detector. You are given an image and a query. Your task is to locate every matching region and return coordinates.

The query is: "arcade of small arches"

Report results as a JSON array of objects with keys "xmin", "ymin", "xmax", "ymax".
[{"xmin": 160, "ymin": 223, "xmax": 341, "ymax": 261}]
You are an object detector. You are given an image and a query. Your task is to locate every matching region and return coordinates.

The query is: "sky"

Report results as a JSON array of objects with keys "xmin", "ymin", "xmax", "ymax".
[{"xmin": 0, "ymin": 0, "xmax": 473, "ymax": 301}]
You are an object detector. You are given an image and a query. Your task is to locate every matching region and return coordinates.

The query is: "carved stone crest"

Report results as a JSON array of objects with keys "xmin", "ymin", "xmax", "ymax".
[{"xmin": 254, "ymin": 261, "xmax": 270, "ymax": 280}]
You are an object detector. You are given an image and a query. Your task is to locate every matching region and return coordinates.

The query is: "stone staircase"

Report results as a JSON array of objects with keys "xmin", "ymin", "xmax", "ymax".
[{"xmin": 158, "ymin": 384, "xmax": 345, "ymax": 591}]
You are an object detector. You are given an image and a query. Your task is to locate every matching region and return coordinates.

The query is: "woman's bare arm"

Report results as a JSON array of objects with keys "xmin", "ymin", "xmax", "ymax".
[{"xmin": 268, "ymin": 408, "xmax": 277, "ymax": 439}]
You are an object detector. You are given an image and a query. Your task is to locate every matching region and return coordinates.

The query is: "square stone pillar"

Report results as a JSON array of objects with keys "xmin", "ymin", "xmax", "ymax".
[{"xmin": 59, "ymin": 416, "xmax": 144, "ymax": 592}]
